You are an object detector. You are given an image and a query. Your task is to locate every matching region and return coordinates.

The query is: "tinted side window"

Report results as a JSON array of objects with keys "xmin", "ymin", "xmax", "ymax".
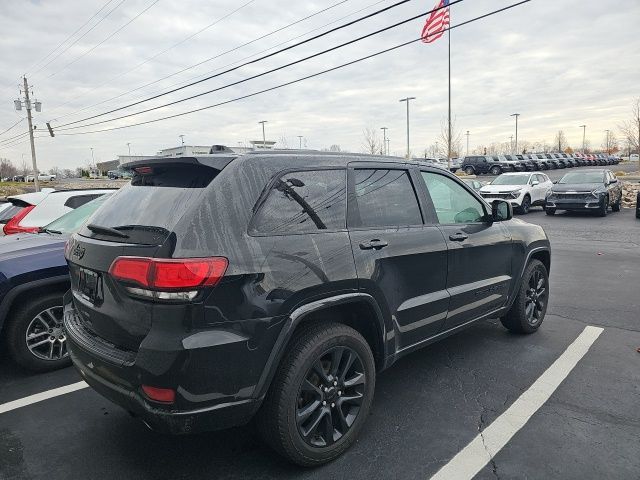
[
  {"xmin": 421, "ymin": 172, "xmax": 485, "ymax": 224},
  {"xmin": 350, "ymin": 169, "xmax": 422, "ymax": 228},
  {"xmin": 64, "ymin": 194, "xmax": 103, "ymax": 209},
  {"xmin": 252, "ymin": 169, "xmax": 346, "ymax": 234}
]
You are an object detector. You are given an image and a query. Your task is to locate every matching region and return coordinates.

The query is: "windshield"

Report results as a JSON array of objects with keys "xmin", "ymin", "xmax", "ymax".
[
  {"xmin": 559, "ymin": 171, "xmax": 605, "ymax": 184},
  {"xmin": 491, "ymin": 174, "xmax": 530, "ymax": 186},
  {"xmin": 43, "ymin": 194, "xmax": 113, "ymax": 234}
]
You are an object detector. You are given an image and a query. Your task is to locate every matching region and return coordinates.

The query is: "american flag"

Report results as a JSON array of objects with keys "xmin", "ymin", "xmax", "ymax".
[{"xmin": 421, "ymin": 0, "xmax": 450, "ymax": 43}]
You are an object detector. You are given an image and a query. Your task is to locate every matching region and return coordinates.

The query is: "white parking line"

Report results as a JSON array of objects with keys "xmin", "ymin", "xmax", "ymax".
[
  {"xmin": 430, "ymin": 325, "xmax": 604, "ymax": 480},
  {"xmin": 0, "ymin": 381, "xmax": 88, "ymax": 415}
]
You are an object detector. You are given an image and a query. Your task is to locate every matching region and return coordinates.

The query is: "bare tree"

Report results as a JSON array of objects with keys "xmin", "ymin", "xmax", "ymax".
[
  {"xmin": 362, "ymin": 127, "xmax": 380, "ymax": 155},
  {"xmin": 0, "ymin": 158, "xmax": 18, "ymax": 179},
  {"xmin": 553, "ymin": 130, "xmax": 569, "ymax": 152},
  {"xmin": 602, "ymin": 130, "xmax": 618, "ymax": 154},
  {"xmin": 618, "ymin": 97, "xmax": 640, "ymax": 156},
  {"xmin": 19, "ymin": 158, "xmax": 29, "ymax": 176},
  {"xmin": 329, "ymin": 144, "xmax": 341, "ymax": 152},
  {"xmin": 278, "ymin": 134, "xmax": 289, "ymax": 149},
  {"xmin": 438, "ymin": 118, "xmax": 463, "ymax": 159}
]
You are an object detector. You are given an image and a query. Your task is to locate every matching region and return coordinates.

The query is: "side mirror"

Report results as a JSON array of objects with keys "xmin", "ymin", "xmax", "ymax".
[
  {"xmin": 609, "ymin": 178, "xmax": 618, "ymax": 184},
  {"xmin": 531, "ymin": 180, "xmax": 539, "ymax": 186},
  {"xmin": 491, "ymin": 200, "xmax": 513, "ymax": 222},
  {"xmin": 553, "ymin": 180, "xmax": 558, "ymax": 184}
]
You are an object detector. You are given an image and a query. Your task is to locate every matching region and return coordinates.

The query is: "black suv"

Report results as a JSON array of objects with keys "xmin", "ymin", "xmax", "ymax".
[
  {"xmin": 63, "ymin": 152, "xmax": 551, "ymax": 466},
  {"xmin": 462, "ymin": 155, "xmax": 512, "ymax": 175},
  {"xmin": 545, "ymin": 169, "xmax": 623, "ymax": 216}
]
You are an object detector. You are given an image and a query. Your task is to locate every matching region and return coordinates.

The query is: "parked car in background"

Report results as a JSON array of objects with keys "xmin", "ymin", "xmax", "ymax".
[
  {"xmin": 0, "ymin": 194, "xmax": 112, "ymax": 371},
  {"xmin": 38, "ymin": 173, "xmax": 56, "ymax": 182},
  {"xmin": 480, "ymin": 172, "xmax": 552, "ymax": 214},
  {"xmin": 448, "ymin": 157, "xmax": 462, "ymax": 172},
  {"xmin": 515, "ymin": 154, "xmax": 537, "ymax": 171},
  {"xmin": 501, "ymin": 155, "xmax": 527, "ymax": 171},
  {"xmin": 462, "ymin": 155, "xmax": 512, "ymax": 175},
  {"xmin": 545, "ymin": 169, "xmax": 622, "ymax": 216},
  {"xmin": 526, "ymin": 153, "xmax": 551, "ymax": 170},
  {"xmin": 2, "ymin": 189, "xmax": 56, "ymax": 235},
  {"xmin": 3, "ymin": 189, "xmax": 115, "ymax": 235},
  {"xmin": 62, "ymin": 152, "xmax": 551, "ymax": 466}
]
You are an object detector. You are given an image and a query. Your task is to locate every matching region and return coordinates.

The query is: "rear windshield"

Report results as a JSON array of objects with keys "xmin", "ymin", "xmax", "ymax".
[{"xmin": 79, "ymin": 163, "xmax": 217, "ymax": 245}]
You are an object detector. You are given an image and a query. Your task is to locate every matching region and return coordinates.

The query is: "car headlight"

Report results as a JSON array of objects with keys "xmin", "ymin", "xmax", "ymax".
[
  {"xmin": 510, "ymin": 189, "xmax": 523, "ymax": 198},
  {"xmin": 591, "ymin": 188, "xmax": 606, "ymax": 197},
  {"xmin": 546, "ymin": 190, "xmax": 553, "ymax": 198}
]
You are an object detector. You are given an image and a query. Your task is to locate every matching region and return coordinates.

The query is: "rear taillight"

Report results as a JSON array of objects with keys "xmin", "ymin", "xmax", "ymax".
[
  {"xmin": 109, "ymin": 256, "xmax": 228, "ymax": 301},
  {"xmin": 3, "ymin": 205, "xmax": 38, "ymax": 235},
  {"xmin": 141, "ymin": 385, "xmax": 175, "ymax": 404}
]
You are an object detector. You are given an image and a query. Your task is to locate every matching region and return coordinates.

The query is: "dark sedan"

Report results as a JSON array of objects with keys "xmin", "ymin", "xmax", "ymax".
[{"xmin": 545, "ymin": 169, "xmax": 623, "ymax": 216}]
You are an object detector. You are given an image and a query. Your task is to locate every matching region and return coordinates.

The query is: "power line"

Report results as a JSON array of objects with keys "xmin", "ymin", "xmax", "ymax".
[
  {"xmin": 30, "ymin": 0, "xmax": 128, "ymax": 78},
  {"xmin": 0, "ymin": 117, "xmax": 25, "ymax": 137},
  {"xmin": 46, "ymin": 0, "xmax": 352, "ymax": 122},
  {"xmin": 51, "ymin": 0, "xmax": 417, "ymax": 129},
  {"xmin": 55, "ymin": 0, "xmax": 457, "ymax": 132},
  {"xmin": 53, "ymin": 0, "xmax": 532, "ymax": 138},
  {"xmin": 47, "ymin": 0, "xmax": 161, "ymax": 78},
  {"xmin": 25, "ymin": 0, "xmax": 117, "ymax": 75}
]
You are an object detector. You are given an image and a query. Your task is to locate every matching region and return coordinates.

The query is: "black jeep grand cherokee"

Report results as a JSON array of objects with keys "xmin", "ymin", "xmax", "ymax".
[{"xmin": 63, "ymin": 152, "xmax": 551, "ymax": 466}]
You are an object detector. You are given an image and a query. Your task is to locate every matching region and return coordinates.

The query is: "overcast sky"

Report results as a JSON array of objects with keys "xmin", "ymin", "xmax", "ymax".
[{"xmin": 0, "ymin": 0, "xmax": 639, "ymax": 170}]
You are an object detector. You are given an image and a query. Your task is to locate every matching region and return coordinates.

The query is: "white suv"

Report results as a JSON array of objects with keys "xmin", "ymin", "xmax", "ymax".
[{"xmin": 479, "ymin": 172, "xmax": 553, "ymax": 214}]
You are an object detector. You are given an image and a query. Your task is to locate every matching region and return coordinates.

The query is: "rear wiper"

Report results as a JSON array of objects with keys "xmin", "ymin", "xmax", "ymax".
[
  {"xmin": 39, "ymin": 227, "xmax": 63, "ymax": 235},
  {"xmin": 87, "ymin": 223, "xmax": 130, "ymax": 239}
]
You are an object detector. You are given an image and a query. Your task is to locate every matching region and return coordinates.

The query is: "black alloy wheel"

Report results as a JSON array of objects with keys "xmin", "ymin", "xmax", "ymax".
[
  {"xmin": 296, "ymin": 346, "xmax": 366, "ymax": 448},
  {"xmin": 524, "ymin": 268, "xmax": 547, "ymax": 327},
  {"xmin": 490, "ymin": 166, "xmax": 502, "ymax": 175},
  {"xmin": 501, "ymin": 259, "xmax": 549, "ymax": 334},
  {"xmin": 598, "ymin": 195, "xmax": 609, "ymax": 217},
  {"xmin": 257, "ymin": 322, "xmax": 375, "ymax": 466},
  {"xmin": 465, "ymin": 166, "xmax": 475, "ymax": 175}
]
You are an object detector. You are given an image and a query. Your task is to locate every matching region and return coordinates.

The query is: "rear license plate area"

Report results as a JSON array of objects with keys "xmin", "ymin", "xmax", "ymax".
[{"xmin": 78, "ymin": 267, "xmax": 102, "ymax": 304}]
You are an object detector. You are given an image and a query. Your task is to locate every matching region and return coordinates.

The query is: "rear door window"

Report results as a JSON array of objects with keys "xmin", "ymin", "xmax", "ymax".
[
  {"xmin": 79, "ymin": 163, "xmax": 218, "ymax": 245},
  {"xmin": 349, "ymin": 169, "xmax": 422, "ymax": 228},
  {"xmin": 251, "ymin": 169, "xmax": 346, "ymax": 234}
]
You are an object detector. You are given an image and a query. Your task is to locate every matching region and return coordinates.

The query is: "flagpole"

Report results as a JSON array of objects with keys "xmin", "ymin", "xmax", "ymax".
[{"xmin": 447, "ymin": 10, "xmax": 452, "ymax": 169}]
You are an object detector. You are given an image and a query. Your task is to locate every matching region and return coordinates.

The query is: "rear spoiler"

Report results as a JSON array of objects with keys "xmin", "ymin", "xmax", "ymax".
[{"xmin": 121, "ymin": 155, "xmax": 237, "ymax": 172}]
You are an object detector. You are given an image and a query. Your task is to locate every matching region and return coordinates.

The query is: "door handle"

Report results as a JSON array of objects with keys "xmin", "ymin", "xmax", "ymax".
[
  {"xmin": 359, "ymin": 239, "xmax": 389, "ymax": 250},
  {"xmin": 449, "ymin": 232, "xmax": 469, "ymax": 242}
]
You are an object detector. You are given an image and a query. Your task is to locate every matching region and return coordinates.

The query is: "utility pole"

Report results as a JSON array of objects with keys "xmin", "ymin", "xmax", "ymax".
[
  {"xmin": 510, "ymin": 135, "xmax": 514, "ymax": 154},
  {"xmin": 259, "ymin": 120, "xmax": 268, "ymax": 149},
  {"xmin": 386, "ymin": 137, "xmax": 390, "ymax": 156},
  {"xmin": 297, "ymin": 135, "xmax": 303, "ymax": 149},
  {"xmin": 466, "ymin": 130, "xmax": 470, "ymax": 156},
  {"xmin": 579, "ymin": 125, "xmax": 586, "ymax": 153},
  {"xmin": 16, "ymin": 76, "xmax": 41, "ymax": 192},
  {"xmin": 510, "ymin": 113, "xmax": 520, "ymax": 154},
  {"xmin": 381, "ymin": 127, "xmax": 388, "ymax": 155},
  {"xmin": 179, "ymin": 134, "xmax": 185, "ymax": 146},
  {"xmin": 399, "ymin": 97, "xmax": 415, "ymax": 159},
  {"xmin": 127, "ymin": 142, "xmax": 131, "ymax": 155},
  {"xmin": 604, "ymin": 129, "xmax": 610, "ymax": 154}
]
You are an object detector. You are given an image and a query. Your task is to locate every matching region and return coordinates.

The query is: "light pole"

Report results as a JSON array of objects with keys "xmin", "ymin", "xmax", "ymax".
[
  {"xmin": 386, "ymin": 137, "xmax": 390, "ymax": 156},
  {"xmin": 259, "ymin": 120, "xmax": 268, "ymax": 148},
  {"xmin": 579, "ymin": 125, "xmax": 586, "ymax": 153},
  {"xmin": 604, "ymin": 129, "xmax": 611, "ymax": 154},
  {"xmin": 399, "ymin": 97, "xmax": 416, "ymax": 158},
  {"xmin": 510, "ymin": 113, "xmax": 520, "ymax": 154},
  {"xmin": 466, "ymin": 130, "xmax": 470, "ymax": 156},
  {"xmin": 90, "ymin": 148, "xmax": 94, "ymax": 165},
  {"xmin": 381, "ymin": 127, "xmax": 388, "ymax": 155},
  {"xmin": 179, "ymin": 134, "xmax": 185, "ymax": 146},
  {"xmin": 127, "ymin": 142, "xmax": 131, "ymax": 156},
  {"xmin": 297, "ymin": 135, "xmax": 303, "ymax": 149},
  {"xmin": 510, "ymin": 135, "xmax": 514, "ymax": 154}
]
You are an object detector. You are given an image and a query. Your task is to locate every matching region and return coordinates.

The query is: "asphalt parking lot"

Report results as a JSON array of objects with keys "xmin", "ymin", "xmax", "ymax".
[{"xmin": 1, "ymin": 188, "xmax": 639, "ymax": 479}]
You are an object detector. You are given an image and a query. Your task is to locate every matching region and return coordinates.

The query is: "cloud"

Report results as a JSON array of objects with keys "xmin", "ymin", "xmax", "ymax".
[{"xmin": 0, "ymin": 0, "xmax": 639, "ymax": 168}]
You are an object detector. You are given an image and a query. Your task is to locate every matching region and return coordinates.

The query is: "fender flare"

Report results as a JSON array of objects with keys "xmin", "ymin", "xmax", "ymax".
[
  {"xmin": 0, "ymin": 275, "xmax": 70, "ymax": 332},
  {"xmin": 506, "ymin": 247, "xmax": 550, "ymax": 310},
  {"xmin": 252, "ymin": 292, "xmax": 387, "ymax": 400}
]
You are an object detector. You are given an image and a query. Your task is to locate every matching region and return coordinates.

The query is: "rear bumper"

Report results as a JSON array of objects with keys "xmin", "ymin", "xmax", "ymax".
[
  {"xmin": 63, "ymin": 291, "xmax": 280, "ymax": 433},
  {"xmin": 70, "ymin": 346, "xmax": 260, "ymax": 434}
]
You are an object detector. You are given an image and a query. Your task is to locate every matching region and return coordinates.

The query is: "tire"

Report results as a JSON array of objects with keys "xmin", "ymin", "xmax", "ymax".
[
  {"xmin": 612, "ymin": 197, "xmax": 621, "ymax": 212},
  {"xmin": 545, "ymin": 207, "xmax": 556, "ymax": 215},
  {"xmin": 501, "ymin": 259, "xmax": 549, "ymax": 334},
  {"xmin": 490, "ymin": 166, "xmax": 502, "ymax": 175},
  {"xmin": 464, "ymin": 166, "xmax": 475, "ymax": 175},
  {"xmin": 598, "ymin": 195, "xmax": 608, "ymax": 217},
  {"xmin": 257, "ymin": 322, "xmax": 376, "ymax": 467},
  {"xmin": 4, "ymin": 291, "xmax": 70, "ymax": 372},
  {"xmin": 518, "ymin": 195, "xmax": 531, "ymax": 214}
]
